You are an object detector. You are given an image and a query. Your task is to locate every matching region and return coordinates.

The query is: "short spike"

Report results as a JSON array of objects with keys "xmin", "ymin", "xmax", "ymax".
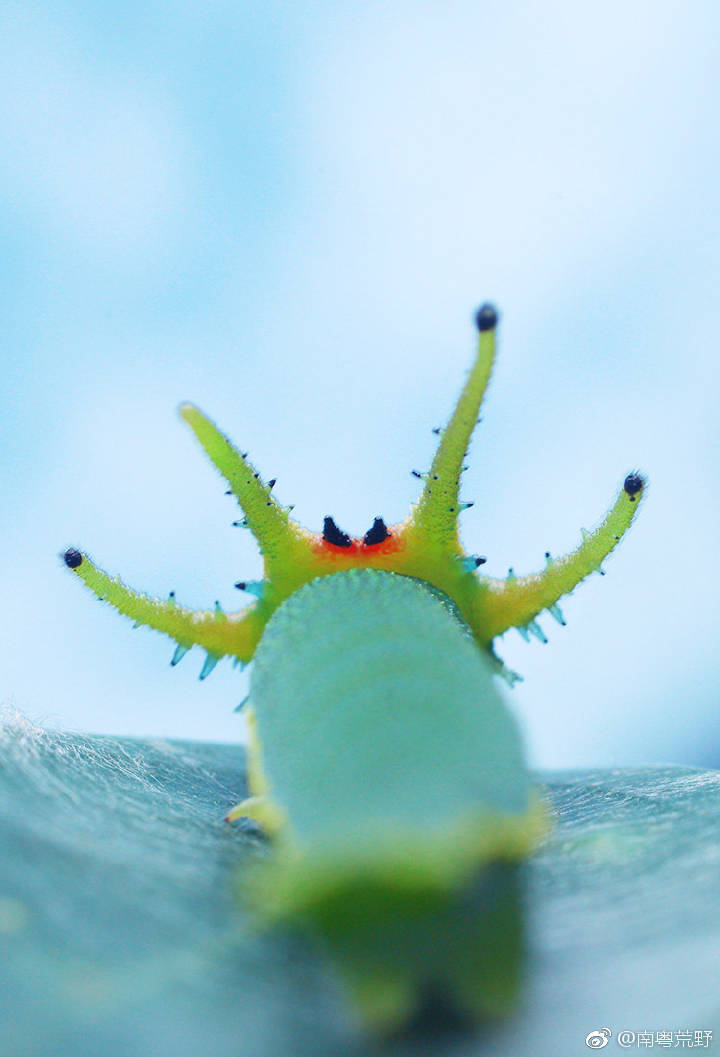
[
  {"xmin": 497, "ymin": 666, "xmax": 524, "ymax": 688},
  {"xmin": 234, "ymin": 580, "xmax": 265, "ymax": 599},
  {"xmin": 199, "ymin": 654, "xmax": 220, "ymax": 680},
  {"xmin": 233, "ymin": 694, "xmax": 250, "ymax": 713},
  {"xmin": 527, "ymin": 620, "xmax": 548, "ymax": 644},
  {"xmin": 171, "ymin": 644, "xmax": 190, "ymax": 666},
  {"xmin": 459, "ymin": 555, "xmax": 487, "ymax": 572},
  {"xmin": 548, "ymin": 603, "xmax": 566, "ymax": 626}
]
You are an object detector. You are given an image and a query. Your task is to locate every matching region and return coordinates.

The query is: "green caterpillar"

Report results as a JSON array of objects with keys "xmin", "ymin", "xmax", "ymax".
[{"xmin": 63, "ymin": 304, "xmax": 645, "ymax": 1031}]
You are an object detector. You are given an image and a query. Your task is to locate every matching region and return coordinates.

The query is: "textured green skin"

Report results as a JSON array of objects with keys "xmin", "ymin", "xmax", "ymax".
[
  {"xmin": 252, "ymin": 570, "xmax": 530, "ymax": 846},
  {"xmin": 247, "ymin": 570, "xmax": 532, "ymax": 1025}
]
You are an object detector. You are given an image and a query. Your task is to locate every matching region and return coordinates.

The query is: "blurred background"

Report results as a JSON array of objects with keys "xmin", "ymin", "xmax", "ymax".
[{"xmin": 0, "ymin": 0, "xmax": 717, "ymax": 769}]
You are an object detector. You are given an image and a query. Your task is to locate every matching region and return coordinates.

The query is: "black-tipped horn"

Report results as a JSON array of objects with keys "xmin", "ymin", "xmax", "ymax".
[
  {"xmin": 474, "ymin": 303, "xmax": 499, "ymax": 331},
  {"xmin": 363, "ymin": 518, "xmax": 390, "ymax": 546},
  {"xmin": 322, "ymin": 516, "xmax": 352, "ymax": 548}
]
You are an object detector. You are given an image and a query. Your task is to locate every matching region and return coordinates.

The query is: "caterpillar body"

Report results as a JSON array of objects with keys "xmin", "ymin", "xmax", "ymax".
[
  {"xmin": 243, "ymin": 568, "xmax": 541, "ymax": 1028},
  {"xmin": 64, "ymin": 304, "xmax": 645, "ymax": 1032}
]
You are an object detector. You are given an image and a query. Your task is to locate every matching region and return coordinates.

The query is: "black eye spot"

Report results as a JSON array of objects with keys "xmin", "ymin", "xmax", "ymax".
[
  {"xmin": 322, "ymin": 516, "xmax": 352, "ymax": 548},
  {"xmin": 623, "ymin": 472, "xmax": 645, "ymax": 497},
  {"xmin": 474, "ymin": 303, "xmax": 499, "ymax": 332},
  {"xmin": 363, "ymin": 517, "xmax": 390, "ymax": 546},
  {"xmin": 64, "ymin": 548, "xmax": 83, "ymax": 569}
]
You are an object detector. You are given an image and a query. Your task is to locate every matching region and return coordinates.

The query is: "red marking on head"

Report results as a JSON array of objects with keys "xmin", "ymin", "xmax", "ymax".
[
  {"xmin": 360, "ymin": 532, "xmax": 403, "ymax": 557},
  {"xmin": 312, "ymin": 537, "xmax": 361, "ymax": 560},
  {"xmin": 311, "ymin": 527, "xmax": 405, "ymax": 562}
]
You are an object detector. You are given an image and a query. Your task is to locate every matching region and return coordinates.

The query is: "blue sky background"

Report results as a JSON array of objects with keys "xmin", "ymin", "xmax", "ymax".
[{"xmin": 1, "ymin": 0, "xmax": 718, "ymax": 769}]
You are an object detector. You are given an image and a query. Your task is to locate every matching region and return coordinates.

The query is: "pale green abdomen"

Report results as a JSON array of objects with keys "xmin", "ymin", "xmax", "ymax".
[{"xmin": 250, "ymin": 569, "xmax": 530, "ymax": 850}]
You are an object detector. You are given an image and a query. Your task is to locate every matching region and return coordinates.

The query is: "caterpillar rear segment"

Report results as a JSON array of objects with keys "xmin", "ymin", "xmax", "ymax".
[{"xmin": 63, "ymin": 305, "xmax": 645, "ymax": 677}]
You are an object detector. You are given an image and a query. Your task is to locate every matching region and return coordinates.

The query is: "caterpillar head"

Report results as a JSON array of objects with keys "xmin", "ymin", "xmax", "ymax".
[{"xmin": 63, "ymin": 304, "xmax": 645, "ymax": 684}]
